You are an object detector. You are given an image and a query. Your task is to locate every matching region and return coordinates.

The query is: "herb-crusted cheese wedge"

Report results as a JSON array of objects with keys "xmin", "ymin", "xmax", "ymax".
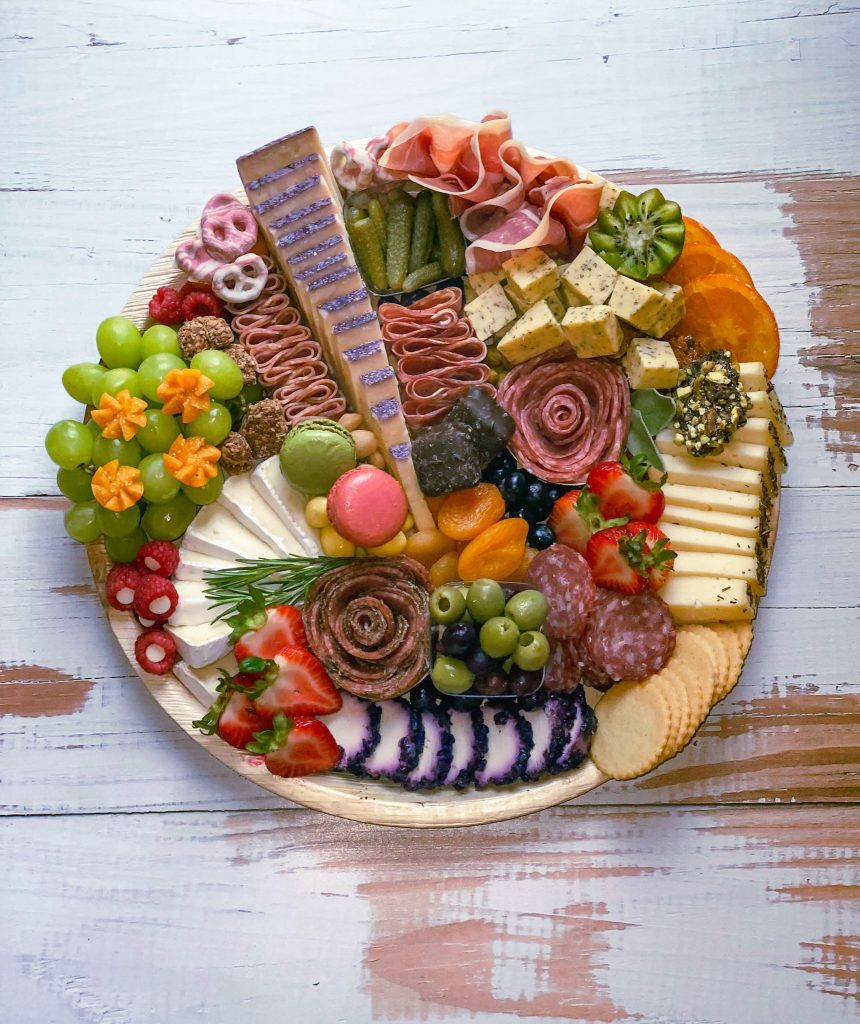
[
  {"xmin": 660, "ymin": 453, "xmax": 764, "ymax": 495},
  {"xmin": 739, "ymin": 361, "xmax": 769, "ymax": 391},
  {"xmin": 662, "ymin": 482, "xmax": 762, "ymax": 516},
  {"xmin": 464, "ymin": 283, "xmax": 517, "ymax": 341},
  {"xmin": 560, "ymin": 304, "xmax": 624, "ymax": 357},
  {"xmin": 497, "ymin": 299, "xmax": 565, "ymax": 365},
  {"xmin": 659, "ymin": 522, "xmax": 757, "ymax": 557},
  {"xmin": 659, "ymin": 576, "xmax": 757, "ymax": 624},
  {"xmin": 672, "ymin": 550, "xmax": 765, "ymax": 597},
  {"xmin": 660, "ymin": 503, "xmax": 760, "ymax": 539}
]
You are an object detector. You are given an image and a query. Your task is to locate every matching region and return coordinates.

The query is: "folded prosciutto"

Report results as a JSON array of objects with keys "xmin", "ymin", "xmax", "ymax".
[{"xmin": 303, "ymin": 557, "xmax": 433, "ymax": 700}]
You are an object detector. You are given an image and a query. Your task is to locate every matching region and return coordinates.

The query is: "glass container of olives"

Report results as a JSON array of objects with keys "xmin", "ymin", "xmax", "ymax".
[{"xmin": 427, "ymin": 578, "xmax": 549, "ymax": 700}]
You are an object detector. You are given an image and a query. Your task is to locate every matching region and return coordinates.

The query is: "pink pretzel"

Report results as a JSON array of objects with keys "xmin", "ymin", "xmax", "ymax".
[
  {"xmin": 201, "ymin": 199, "xmax": 258, "ymax": 262},
  {"xmin": 211, "ymin": 253, "xmax": 268, "ymax": 303},
  {"xmin": 174, "ymin": 236, "xmax": 222, "ymax": 285}
]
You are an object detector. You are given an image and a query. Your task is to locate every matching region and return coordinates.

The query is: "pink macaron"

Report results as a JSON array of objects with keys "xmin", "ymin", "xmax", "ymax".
[{"xmin": 326, "ymin": 465, "xmax": 407, "ymax": 548}]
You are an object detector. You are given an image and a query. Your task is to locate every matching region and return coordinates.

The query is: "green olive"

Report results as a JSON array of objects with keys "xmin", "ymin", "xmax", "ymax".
[
  {"xmin": 429, "ymin": 585, "xmax": 467, "ymax": 625},
  {"xmin": 505, "ymin": 589, "xmax": 549, "ymax": 631},
  {"xmin": 430, "ymin": 655, "xmax": 474, "ymax": 695},
  {"xmin": 512, "ymin": 630, "xmax": 551, "ymax": 672},
  {"xmin": 479, "ymin": 616, "xmax": 520, "ymax": 659},
  {"xmin": 466, "ymin": 578, "xmax": 506, "ymax": 624}
]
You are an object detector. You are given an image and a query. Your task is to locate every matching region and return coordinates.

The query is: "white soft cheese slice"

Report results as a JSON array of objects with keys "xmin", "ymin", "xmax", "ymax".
[
  {"xmin": 174, "ymin": 653, "xmax": 238, "ymax": 707},
  {"xmin": 251, "ymin": 456, "xmax": 321, "ymax": 555},
  {"xmin": 182, "ymin": 502, "xmax": 278, "ymax": 561},
  {"xmin": 220, "ymin": 473, "xmax": 306, "ymax": 557},
  {"xmin": 175, "ymin": 549, "xmax": 238, "ymax": 583},
  {"xmin": 662, "ymin": 482, "xmax": 761, "ymax": 517},
  {"xmin": 167, "ymin": 620, "xmax": 232, "ymax": 670},
  {"xmin": 672, "ymin": 550, "xmax": 764, "ymax": 597},
  {"xmin": 660, "ymin": 503, "xmax": 760, "ymax": 539},
  {"xmin": 660, "ymin": 454, "xmax": 763, "ymax": 496},
  {"xmin": 168, "ymin": 581, "xmax": 220, "ymax": 628}
]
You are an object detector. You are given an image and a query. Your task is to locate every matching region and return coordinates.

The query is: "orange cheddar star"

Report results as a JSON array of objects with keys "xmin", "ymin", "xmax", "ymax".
[
  {"xmin": 91, "ymin": 460, "xmax": 144, "ymax": 512},
  {"xmin": 156, "ymin": 368, "xmax": 213, "ymax": 423},
  {"xmin": 90, "ymin": 389, "xmax": 149, "ymax": 441},
  {"xmin": 163, "ymin": 434, "xmax": 221, "ymax": 489}
]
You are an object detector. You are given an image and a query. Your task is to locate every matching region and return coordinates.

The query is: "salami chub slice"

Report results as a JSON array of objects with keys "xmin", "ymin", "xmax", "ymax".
[
  {"xmin": 526, "ymin": 544, "xmax": 596, "ymax": 640},
  {"xmin": 304, "ymin": 556, "xmax": 433, "ymax": 700},
  {"xmin": 582, "ymin": 589, "xmax": 676, "ymax": 682}
]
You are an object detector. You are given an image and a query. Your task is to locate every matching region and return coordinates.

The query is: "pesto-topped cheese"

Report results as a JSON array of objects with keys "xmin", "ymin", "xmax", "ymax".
[{"xmin": 672, "ymin": 349, "xmax": 751, "ymax": 457}]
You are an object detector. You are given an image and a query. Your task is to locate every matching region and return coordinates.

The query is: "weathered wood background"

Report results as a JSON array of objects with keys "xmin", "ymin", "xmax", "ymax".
[{"xmin": 2, "ymin": 1, "xmax": 858, "ymax": 1020}]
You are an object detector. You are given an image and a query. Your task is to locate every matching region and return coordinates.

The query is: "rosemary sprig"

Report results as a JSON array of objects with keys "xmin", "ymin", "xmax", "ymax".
[{"xmin": 202, "ymin": 555, "xmax": 351, "ymax": 621}]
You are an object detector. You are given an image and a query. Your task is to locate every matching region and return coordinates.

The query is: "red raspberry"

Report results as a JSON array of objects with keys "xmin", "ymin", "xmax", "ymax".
[
  {"xmin": 136, "ymin": 540, "xmax": 179, "ymax": 578},
  {"xmin": 148, "ymin": 286, "xmax": 183, "ymax": 326},
  {"xmin": 133, "ymin": 574, "xmax": 178, "ymax": 622},
  {"xmin": 105, "ymin": 564, "xmax": 142, "ymax": 611},
  {"xmin": 178, "ymin": 282, "xmax": 223, "ymax": 320},
  {"xmin": 134, "ymin": 628, "xmax": 177, "ymax": 675}
]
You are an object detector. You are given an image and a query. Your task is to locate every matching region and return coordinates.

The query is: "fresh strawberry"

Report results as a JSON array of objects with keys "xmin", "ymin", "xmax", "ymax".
[
  {"xmin": 547, "ymin": 486, "xmax": 628, "ymax": 554},
  {"xmin": 230, "ymin": 590, "xmax": 308, "ymax": 661},
  {"xmin": 191, "ymin": 670, "xmax": 270, "ymax": 750},
  {"xmin": 247, "ymin": 712, "xmax": 339, "ymax": 778},
  {"xmin": 586, "ymin": 453, "xmax": 667, "ymax": 524},
  {"xmin": 250, "ymin": 646, "xmax": 342, "ymax": 720},
  {"xmin": 586, "ymin": 521, "xmax": 676, "ymax": 594}
]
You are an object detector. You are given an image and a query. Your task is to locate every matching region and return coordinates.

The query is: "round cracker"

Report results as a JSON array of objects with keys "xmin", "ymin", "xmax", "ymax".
[
  {"xmin": 592, "ymin": 681, "xmax": 671, "ymax": 780},
  {"xmin": 660, "ymin": 663, "xmax": 698, "ymax": 753},
  {"xmin": 643, "ymin": 673, "xmax": 682, "ymax": 759},
  {"xmin": 710, "ymin": 623, "xmax": 745, "ymax": 703},
  {"xmin": 674, "ymin": 630, "xmax": 718, "ymax": 723},
  {"xmin": 684, "ymin": 625, "xmax": 730, "ymax": 702}
]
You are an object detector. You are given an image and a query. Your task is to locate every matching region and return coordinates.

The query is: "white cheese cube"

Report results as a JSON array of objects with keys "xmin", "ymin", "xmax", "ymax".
[
  {"xmin": 560, "ymin": 304, "xmax": 624, "ymax": 358},
  {"xmin": 464, "ymin": 283, "xmax": 517, "ymax": 341},
  {"xmin": 502, "ymin": 248, "xmax": 560, "ymax": 306},
  {"xmin": 647, "ymin": 282, "xmax": 685, "ymax": 338},
  {"xmin": 463, "ymin": 282, "xmax": 477, "ymax": 304},
  {"xmin": 622, "ymin": 337, "xmax": 680, "ymax": 389},
  {"xmin": 660, "ymin": 576, "xmax": 756, "ymax": 623},
  {"xmin": 560, "ymin": 247, "xmax": 618, "ymax": 305},
  {"xmin": 497, "ymin": 300, "xmax": 566, "ymax": 365},
  {"xmin": 659, "ymin": 522, "xmax": 757, "ymax": 558},
  {"xmin": 467, "ymin": 268, "xmax": 506, "ymax": 296},
  {"xmin": 579, "ymin": 169, "xmax": 622, "ymax": 211},
  {"xmin": 503, "ymin": 283, "xmax": 529, "ymax": 315},
  {"xmin": 608, "ymin": 276, "xmax": 669, "ymax": 331}
]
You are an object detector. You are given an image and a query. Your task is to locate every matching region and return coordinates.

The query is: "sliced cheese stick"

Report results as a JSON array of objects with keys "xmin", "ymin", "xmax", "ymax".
[
  {"xmin": 659, "ymin": 522, "xmax": 757, "ymax": 557},
  {"xmin": 662, "ymin": 482, "xmax": 761, "ymax": 516},
  {"xmin": 672, "ymin": 550, "xmax": 764, "ymax": 597},
  {"xmin": 739, "ymin": 362, "xmax": 768, "ymax": 391},
  {"xmin": 657, "ymin": 430, "xmax": 773, "ymax": 474},
  {"xmin": 660, "ymin": 453, "xmax": 763, "ymax": 495},
  {"xmin": 660, "ymin": 575, "xmax": 757, "ymax": 624},
  {"xmin": 660, "ymin": 503, "xmax": 760, "ymax": 538}
]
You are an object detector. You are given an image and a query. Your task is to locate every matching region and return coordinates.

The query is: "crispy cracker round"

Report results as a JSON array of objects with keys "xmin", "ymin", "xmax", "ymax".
[
  {"xmin": 644, "ymin": 673, "xmax": 681, "ymax": 758},
  {"xmin": 592, "ymin": 681, "xmax": 672, "ymax": 780},
  {"xmin": 655, "ymin": 665, "xmax": 692, "ymax": 758},
  {"xmin": 674, "ymin": 630, "xmax": 718, "ymax": 724},
  {"xmin": 684, "ymin": 625, "xmax": 730, "ymax": 703},
  {"xmin": 663, "ymin": 662, "xmax": 702, "ymax": 751},
  {"xmin": 709, "ymin": 623, "xmax": 744, "ymax": 702}
]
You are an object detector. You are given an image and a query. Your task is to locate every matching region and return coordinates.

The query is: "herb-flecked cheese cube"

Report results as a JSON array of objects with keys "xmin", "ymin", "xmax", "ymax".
[
  {"xmin": 659, "ymin": 575, "xmax": 756, "ymax": 623},
  {"xmin": 497, "ymin": 300, "xmax": 565, "ymax": 365},
  {"xmin": 560, "ymin": 247, "xmax": 618, "ymax": 305},
  {"xmin": 463, "ymin": 282, "xmax": 477, "ymax": 304},
  {"xmin": 607, "ymin": 276, "xmax": 670, "ymax": 331},
  {"xmin": 544, "ymin": 288, "xmax": 567, "ymax": 321},
  {"xmin": 501, "ymin": 248, "xmax": 560, "ymax": 306},
  {"xmin": 464, "ymin": 283, "xmax": 517, "ymax": 342},
  {"xmin": 739, "ymin": 362, "xmax": 768, "ymax": 391},
  {"xmin": 647, "ymin": 282, "xmax": 685, "ymax": 338},
  {"xmin": 580, "ymin": 170, "xmax": 622, "ymax": 211},
  {"xmin": 503, "ymin": 283, "xmax": 529, "ymax": 316},
  {"xmin": 560, "ymin": 304, "xmax": 624, "ymax": 358},
  {"xmin": 468, "ymin": 268, "xmax": 506, "ymax": 295},
  {"xmin": 622, "ymin": 337, "xmax": 680, "ymax": 389}
]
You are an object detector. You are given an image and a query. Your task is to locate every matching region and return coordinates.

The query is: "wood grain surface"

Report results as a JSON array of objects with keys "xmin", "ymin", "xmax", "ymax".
[{"xmin": 2, "ymin": 0, "xmax": 858, "ymax": 1020}]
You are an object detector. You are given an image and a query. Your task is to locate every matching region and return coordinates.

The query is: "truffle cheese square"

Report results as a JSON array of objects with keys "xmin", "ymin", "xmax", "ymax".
[
  {"xmin": 502, "ymin": 248, "xmax": 560, "ymax": 306},
  {"xmin": 560, "ymin": 304, "xmax": 624, "ymax": 358},
  {"xmin": 560, "ymin": 247, "xmax": 618, "ymax": 306}
]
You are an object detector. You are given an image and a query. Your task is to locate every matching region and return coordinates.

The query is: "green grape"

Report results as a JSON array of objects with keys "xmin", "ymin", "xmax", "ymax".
[
  {"xmin": 190, "ymin": 350, "xmax": 243, "ymax": 400},
  {"xmin": 96, "ymin": 503, "xmax": 142, "ymax": 538},
  {"xmin": 57, "ymin": 467, "xmax": 93, "ymax": 503},
  {"xmin": 96, "ymin": 316, "xmax": 143, "ymax": 369},
  {"xmin": 64, "ymin": 501, "xmax": 102, "ymax": 543},
  {"xmin": 92, "ymin": 434, "xmax": 142, "ymax": 468},
  {"xmin": 85, "ymin": 417, "xmax": 102, "ymax": 439},
  {"xmin": 138, "ymin": 353, "xmax": 187, "ymax": 402},
  {"xmin": 137, "ymin": 409, "xmax": 181, "ymax": 453},
  {"xmin": 63, "ymin": 362, "xmax": 106, "ymax": 405},
  {"xmin": 139, "ymin": 452, "xmax": 181, "ymax": 503},
  {"xmin": 142, "ymin": 492, "xmax": 197, "ymax": 541},
  {"xmin": 182, "ymin": 402, "xmax": 232, "ymax": 445},
  {"xmin": 104, "ymin": 527, "xmax": 147, "ymax": 563},
  {"xmin": 141, "ymin": 324, "xmax": 181, "ymax": 360},
  {"xmin": 92, "ymin": 367, "xmax": 141, "ymax": 406},
  {"xmin": 45, "ymin": 420, "xmax": 94, "ymax": 469},
  {"xmin": 181, "ymin": 468, "xmax": 223, "ymax": 505}
]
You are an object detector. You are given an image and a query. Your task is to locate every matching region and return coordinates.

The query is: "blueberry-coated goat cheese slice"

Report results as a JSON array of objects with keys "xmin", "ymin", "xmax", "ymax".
[
  {"xmin": 542, "ymin": 692, "xmax": 586, "ymax": 775},
  {"xmin": 443, "ymin": 708, "xmax": 488, "ymax": 789},
  {"xmin": 326, "ymin": 691, "xmax": 382, "ymax": 772},
  {"xmin": 357, "ymin": 699, "xmax": 424, "ymax": 783},
  {"xmin": 404, "ymin": 708, "xmax": 454, "ymax": 791},
  {"xmin": 521, "ymin": 700, "xmax": 571, "ymax": 782},
  {"xmin": 473, "ymin": 706, "xmax": 533, "ymax": 789},
  {"xmin": 554, "ymin": 688, "xmax": 597, "ymax": 773}
]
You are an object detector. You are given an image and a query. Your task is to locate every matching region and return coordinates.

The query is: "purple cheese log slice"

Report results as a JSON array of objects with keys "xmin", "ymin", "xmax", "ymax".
[
  {"xmin": 520, "ymin": 694, "xmax": 574, "ymax": 781},
  {"xmin": 473, "ymin": 706, "xmax": 533, "ymax": 789},
  {"xmin": 357, "ymin": 698, "xmax": 424, "ymax": 783},
  {"xmin": 404, "ymin": 708, "xmax": 454, "ymax": 791},
  {"xmin": 444, "ymin": 708, "xmax": 487, "ymax": 789},
  {"xmin": 555, "ymin": 693, "xmax": 596, "ymax": 772},
  {"xmin": 326, "ymin": 691, "xmax": 382, "ymax": 772}
]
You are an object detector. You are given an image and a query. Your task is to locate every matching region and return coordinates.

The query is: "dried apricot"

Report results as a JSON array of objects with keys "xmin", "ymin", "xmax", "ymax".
[
  {"xmin": 437, "ymin": 483, "xmax": 505, "ymax": 541},
  {"xmin": 458, "ymin": 518, "xmax": 529, "ymax": 582},
  {"xmin": 404, "ymin": 528, "xmax": 458, "ymax": 568},
  {"xmin": 429, "ymin": 550, "xmax": 461, "ymax": 588},
  {"xmin": 507, "ymin": 545, "xmax": 539, "ymax": 583}
]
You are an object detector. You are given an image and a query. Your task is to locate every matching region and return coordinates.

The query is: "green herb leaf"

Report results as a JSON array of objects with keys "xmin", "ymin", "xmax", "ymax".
[
  {"xmin": 626, "ymin": 408, "xmax": 666, "ymax": 472},
  {"xmin": 631, "ymin": 388, "xmax": 675, "ymax": 435}
]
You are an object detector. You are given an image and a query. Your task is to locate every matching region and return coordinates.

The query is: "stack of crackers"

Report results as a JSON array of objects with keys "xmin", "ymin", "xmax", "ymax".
[{"xmin": 590, "ymin": 623, "xmax": 753, "ymax": 780}]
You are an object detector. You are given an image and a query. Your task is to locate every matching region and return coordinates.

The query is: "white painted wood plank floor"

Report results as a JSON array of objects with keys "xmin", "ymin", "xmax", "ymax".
[{"xmin": 2, "ymin": 2, "xmax": 859, "ymax": 1021}]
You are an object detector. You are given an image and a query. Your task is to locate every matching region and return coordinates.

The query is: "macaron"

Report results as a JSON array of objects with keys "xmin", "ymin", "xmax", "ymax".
[
  {"xmin": 326, "ymin": 465, "xmax": 408, "ymax": 548},
  {"xmin": 279, "ymin": 418, "xmax": 357, "ymax": 496}
]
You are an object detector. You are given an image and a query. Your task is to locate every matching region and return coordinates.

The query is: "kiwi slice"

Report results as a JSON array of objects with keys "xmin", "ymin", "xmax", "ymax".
[{"xmin": 590, "ymin": 188, "xmax": 685, "ymax": 280}]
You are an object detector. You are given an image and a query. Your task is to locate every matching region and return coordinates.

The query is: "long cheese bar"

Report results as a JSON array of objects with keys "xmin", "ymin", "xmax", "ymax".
[
  {"xmin": 660, "ymin": 576, "xmax": 757, "ymax": 624},
  {"xmin": 236, "ymin": 129, "xmax": 434, "ymax": 531},
  {"xmin": 672, "ymin": 550, "xmax": 765, "ymax": 597}
]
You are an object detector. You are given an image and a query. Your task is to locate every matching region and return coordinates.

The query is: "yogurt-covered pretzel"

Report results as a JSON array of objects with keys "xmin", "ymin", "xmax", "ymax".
[
  {"xmin": 212, "ymin": 253, "xmax": 268, "ymax": 303},
  {"xmin": 175, "ymin": 236, "xmax": 222, "ymax": 284},
  {"xmin": 201, "ymin": 198, "xmax": 258, "ymax": 262}
]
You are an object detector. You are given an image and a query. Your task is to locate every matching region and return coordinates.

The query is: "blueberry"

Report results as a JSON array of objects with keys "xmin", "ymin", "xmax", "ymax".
[
  {"xmin": 439, "ymin": 621, "xmax": 477, "ymax": 658},
  {"xmin": 516, "ymin": 689, "xmax": 546, "ymax": 711},
  {"xmin": 525, "ymin": 480, "xmax": 553, "ymax": 521},
  {"xmin": 409, "ymin": 679, "xmax": 438, "ymax": 711},
  {"xmin": 507, "ymin": 504, "xmax": 532, "ymax": 521},
  {"xmin": 528, "ymin": 522, "xmax": 556, "ymax": 550},
  {"xmin": 482, "ymin": 450, "xmax": 516, "ymax": 485},
  {"xmin": 500, "ymin": 470, "xmax": 528, "ymax": 504}
]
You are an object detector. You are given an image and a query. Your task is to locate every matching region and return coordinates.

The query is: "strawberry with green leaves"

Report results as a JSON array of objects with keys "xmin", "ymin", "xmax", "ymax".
[
  {"xmin": 585, "ymin": 521, "xmax": 676, "ymax": 594},
  {"xmin": 247, "ymin": 712, "xmax": 340, "ymax": 779},
  {"xmin": 243, "ymin": 648, "xmax": 343, "ymax": 720},
  {"xmin": 229, "ymin": 588, "xmax": 308, "ymax": 662},
  {"xmin": 547, "ymin": 486, "xmax": 629, "ymax": 554},
  {"xmin": 192, "ymin": 668, "xmax": 270, "ymax": 750},
  {"xmin": 586, "ymin": 452, "xmax": 667, "ymax": 524}
]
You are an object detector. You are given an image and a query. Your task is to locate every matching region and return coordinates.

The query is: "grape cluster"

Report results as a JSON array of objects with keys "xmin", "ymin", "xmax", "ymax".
[{"xmin": 482, "ymin": 450, "xmax": 573, "ymax": 550}]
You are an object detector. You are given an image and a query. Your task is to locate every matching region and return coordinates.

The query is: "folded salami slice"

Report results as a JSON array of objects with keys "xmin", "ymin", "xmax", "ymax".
[
  {"xmin": 497, "ymin": 350, "xmax": 630, "ymax": 484},
  {"xmin": 303, "ymin": 557, "xmax": 433, "ymax": 700}
]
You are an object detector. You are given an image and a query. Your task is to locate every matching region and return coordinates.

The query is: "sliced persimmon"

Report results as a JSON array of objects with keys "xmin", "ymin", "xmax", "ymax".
[
  {"xmin": 664, "ymin": 242, "xmax": 754, "ymax": 288},
  {"xmin": 671, "ymin": 273, "xmax": 779, "ymax": 377},
  {"xmin": 682, "ymin": 216, "xmax": 719, "ymax": 247}
]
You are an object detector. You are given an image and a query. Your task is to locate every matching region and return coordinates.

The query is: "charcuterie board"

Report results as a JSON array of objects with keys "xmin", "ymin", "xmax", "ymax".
[{"xmin": 42, "ymin": 113, "xmax": 788, "ymax": 826}]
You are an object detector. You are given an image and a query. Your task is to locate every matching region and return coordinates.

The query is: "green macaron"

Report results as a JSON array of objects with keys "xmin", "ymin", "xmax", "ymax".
[{"xmin": 279, "ymin": 417, "xmax": 357, "ymax": 495}]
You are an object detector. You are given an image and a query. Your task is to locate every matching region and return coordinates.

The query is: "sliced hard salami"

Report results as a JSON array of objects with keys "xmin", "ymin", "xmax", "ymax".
[
  {"xmin": 582, "ymin": 589, "xmax": 676, "ymax": 681},
  {"xmin": 544, "ymin": 636, "xmax": 617, "ymax": 693},
  {"xmin": 526, "ymin": 543, "xmax": 596, "ymax": 639}
]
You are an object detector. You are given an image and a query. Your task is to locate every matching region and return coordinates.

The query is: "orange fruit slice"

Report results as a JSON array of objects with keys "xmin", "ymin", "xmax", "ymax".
[
  {"xmin": 682, "ymin": 216, "xmax": 719, "ymax": 247},
  {"xmin": 664, "ymin": 242, "xmax": 754, "ymax": 289},
  {"xmin": 672, "ymin": 273, "xmax": 780, "ymax": 378}
]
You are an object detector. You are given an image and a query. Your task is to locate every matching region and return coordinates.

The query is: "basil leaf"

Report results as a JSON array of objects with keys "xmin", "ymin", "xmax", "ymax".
[
  {"xmin": 631, "ymin": 388, "xmax": 675, "ymax": 435},
  {"xmin": 626, "ymin": 408, "xmax": 665, "ymax": 472}
]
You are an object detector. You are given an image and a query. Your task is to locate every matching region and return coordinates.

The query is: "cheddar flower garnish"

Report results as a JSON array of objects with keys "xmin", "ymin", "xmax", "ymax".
[
  {"xmin": 163, "ymin": 434, "xmax": 221, "ymax": 489},
  {"xmin": 90, "ymin": 389, "xmax": 148, "ymax": 441},
  {"xmin": 91, "ymin": 460, "xmax": 144, "ymax": 512},
  {"xmin": 156, "ymin": 367, "xmax": 213, "ymax": 423}
]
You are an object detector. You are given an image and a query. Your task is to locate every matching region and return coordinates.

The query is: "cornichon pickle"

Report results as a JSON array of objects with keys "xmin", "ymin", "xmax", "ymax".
[
  {"xmin": 401, "ymin": 261, "xmax": 442, "ymax": 292},
  {"xmin": 349, "ymin": 217, "xmax": 388, "ymax": 293},
  {"xmin": 367, "ymin": 198, "xmax": 388, "ymax": 255},
  {"xmin": 386, "ymin": 191, "xmax": 415, "ymax": 290},
  {"xmin": 589, "ymin": 188, "xmax": 685, "ymax": 280},
  {"xmin": 409, "ymin": 191, "xmax": 435, "ymax": 272},
  {"xmin": 430, "ymin": 190, "xmax": 466, "ymax": 277},
  {"xmin": 345, "ymin": 203, "xmax": 364, "ymax": 226}
]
